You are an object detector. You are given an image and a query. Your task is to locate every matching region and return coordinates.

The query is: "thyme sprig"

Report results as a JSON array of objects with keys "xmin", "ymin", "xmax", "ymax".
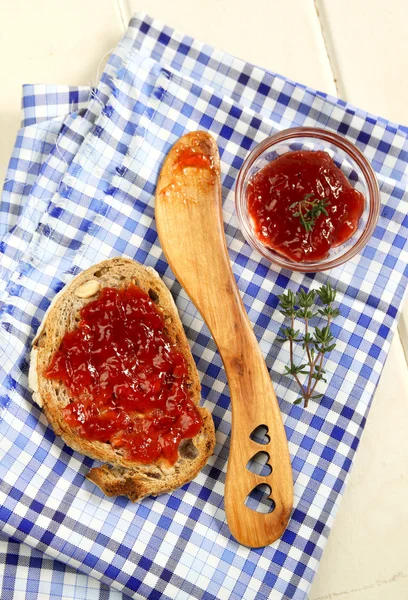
[
  {"xmin": 290, "ymin": 193, "xmax": 330, "ymax": 232},
  {"xmin": 277, "ymin": 283, "xmax": 339, "ymax": 408}
]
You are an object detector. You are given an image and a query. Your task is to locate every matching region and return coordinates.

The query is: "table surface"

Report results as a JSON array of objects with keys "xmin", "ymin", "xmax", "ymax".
[{"xmin": 1, "ymin": 1, "xmax": 407, "ymax": 599}]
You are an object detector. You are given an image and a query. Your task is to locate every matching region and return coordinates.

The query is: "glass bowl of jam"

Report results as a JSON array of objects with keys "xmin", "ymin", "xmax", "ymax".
[{"xmin": 235, "ymin": 127, "xmax": 380, "ymax": 272}]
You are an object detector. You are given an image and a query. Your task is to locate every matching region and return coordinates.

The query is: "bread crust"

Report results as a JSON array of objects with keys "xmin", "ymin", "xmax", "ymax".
[{"xmin": 30, "ymin": 257, "xmax": 215, "ymax": 501}]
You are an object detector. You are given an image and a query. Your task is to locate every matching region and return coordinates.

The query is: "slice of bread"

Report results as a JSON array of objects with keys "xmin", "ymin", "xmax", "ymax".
[{"xmin": 29, "ymin": 257, "xmax": 215, "ymax": 501}]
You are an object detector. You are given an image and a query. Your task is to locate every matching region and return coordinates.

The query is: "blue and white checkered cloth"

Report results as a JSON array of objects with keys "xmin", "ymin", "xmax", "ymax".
[{"xmin": 1, "ymin": 12, "xmax": 408, "ymax": 600}]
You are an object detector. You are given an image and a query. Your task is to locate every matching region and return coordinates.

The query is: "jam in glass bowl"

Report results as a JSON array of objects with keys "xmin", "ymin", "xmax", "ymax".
[{"xmin": 235, "ymin": 127, "xmax": 380, "ymax": 272}]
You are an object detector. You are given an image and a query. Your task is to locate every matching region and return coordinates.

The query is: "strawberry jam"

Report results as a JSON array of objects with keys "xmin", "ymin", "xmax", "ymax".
[
  {"xmin": 45, "ymin": 285, "xmax": 203, "ymax": 464},
  {"xmin": 247, "ymin": 150, "xmax": 365, "ymax": 262}
]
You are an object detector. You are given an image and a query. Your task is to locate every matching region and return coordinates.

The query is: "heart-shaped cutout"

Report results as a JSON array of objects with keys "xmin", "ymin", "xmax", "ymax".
[
  {"xmin": 245, "ymin": 451, "xmax": 272, "ymax": 477},
  {"xmin": 249, "ymin": 424, "xmax": 270, "ymax": 445},
  {"xmin": 245, "ymin": 484, "xmax": 275, "ymax": 514}
]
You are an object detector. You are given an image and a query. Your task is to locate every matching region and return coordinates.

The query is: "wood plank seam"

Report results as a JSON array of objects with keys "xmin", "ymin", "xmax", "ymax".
[
  {"xmin": 313, "ymin": 0, "xmax": 340, "ymax": 96},
  {"xmin": 115, "ymin": 0, "xmax": 132, "ymax": 32}
]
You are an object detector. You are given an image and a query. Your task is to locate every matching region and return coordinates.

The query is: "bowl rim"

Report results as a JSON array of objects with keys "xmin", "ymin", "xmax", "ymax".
[{"xmin": 235, "ymin": 126, "xmax": 381, "ymax": 272}]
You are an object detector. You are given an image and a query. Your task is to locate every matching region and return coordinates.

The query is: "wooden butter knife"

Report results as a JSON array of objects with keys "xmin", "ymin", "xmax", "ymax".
[{"xmin": 155, "ymin": 131, "xmax": 293, "ymax": 547}]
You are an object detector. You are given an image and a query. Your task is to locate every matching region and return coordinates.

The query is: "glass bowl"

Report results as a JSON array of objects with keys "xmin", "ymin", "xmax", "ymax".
[{"xmin": 235, "ymin": 127, "xmax": 380, "ymax": 272}]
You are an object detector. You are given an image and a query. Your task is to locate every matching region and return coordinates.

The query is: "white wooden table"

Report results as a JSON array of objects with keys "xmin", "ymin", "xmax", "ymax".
[{"xmin": 1, "ymin": 1, "xmax": 407, "ymax": 598}]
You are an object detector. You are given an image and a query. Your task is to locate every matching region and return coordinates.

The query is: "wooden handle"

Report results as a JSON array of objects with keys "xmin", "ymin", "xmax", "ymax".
[
  {"xmin": 205, "ymin": 271, "xmax": 293, "ymax": 547},
  {"xmin": 222, "ymin": 313, "xmax": 293, "ymax": 547},
  {"xmin": 155, "ymin": 131, "xmax": 293, "ymax": 547}
]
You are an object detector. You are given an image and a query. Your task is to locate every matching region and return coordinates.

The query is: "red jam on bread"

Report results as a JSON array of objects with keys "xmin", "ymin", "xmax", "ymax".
[
  {"xmin": 247, "ymin": 150, "xmax": 365, "ymax": 262},
  {"xmin": 45, "ymin": 285, "xmax": 203, "ymax": 465}
]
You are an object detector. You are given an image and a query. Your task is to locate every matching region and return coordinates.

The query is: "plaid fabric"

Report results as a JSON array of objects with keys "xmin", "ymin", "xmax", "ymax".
[
  {"xmin": 1, "ymin": 12, "xmax": 408, "ymax": 600},
  {"xmin": 0, "ymin": 532, "xmax": 126, "ymax": 600},
  {"xmin": 0, "ymin": 85, "xmax": 92, "ymax": 240}
]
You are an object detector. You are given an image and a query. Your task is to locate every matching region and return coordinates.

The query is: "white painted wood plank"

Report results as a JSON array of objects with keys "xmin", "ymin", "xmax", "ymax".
[
  {"xmin": 315, "ymin": 0, "xmax": 408, "ymax": 125},
  {"xmin": 0, "ymin": 0, "xmax": 126, "ymax": 190},
  {"xmin": 310, "ymin": 333, "xmax": 408, "ymax": 599}
]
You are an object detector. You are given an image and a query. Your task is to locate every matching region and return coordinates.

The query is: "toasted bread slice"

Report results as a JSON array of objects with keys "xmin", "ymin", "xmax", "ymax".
[{"xmin": 29, "ymin": 257, "xmax": 215, "ymax": 501}]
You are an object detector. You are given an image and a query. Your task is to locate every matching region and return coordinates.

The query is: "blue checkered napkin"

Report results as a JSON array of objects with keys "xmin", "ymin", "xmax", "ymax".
[
  {"xmin": 0, "ymin": 532, "xmax": 126, "ymax": 600},
  {"xmin": 1, "ymin": 12, "xmax": 408, "ymax": 600},
  {"xmin": 0, "ymin": 85, "xmax": 92, "ymax": 240}
]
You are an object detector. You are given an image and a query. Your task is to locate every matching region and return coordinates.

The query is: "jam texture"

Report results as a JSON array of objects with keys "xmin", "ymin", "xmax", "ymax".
[
  {"xmin": 247, "ymin": 150, "xmax": 365, "ymax": 262},
  {"xmin": 45, "ymin": 285, "xmax": 203, "ymax": 464}
]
